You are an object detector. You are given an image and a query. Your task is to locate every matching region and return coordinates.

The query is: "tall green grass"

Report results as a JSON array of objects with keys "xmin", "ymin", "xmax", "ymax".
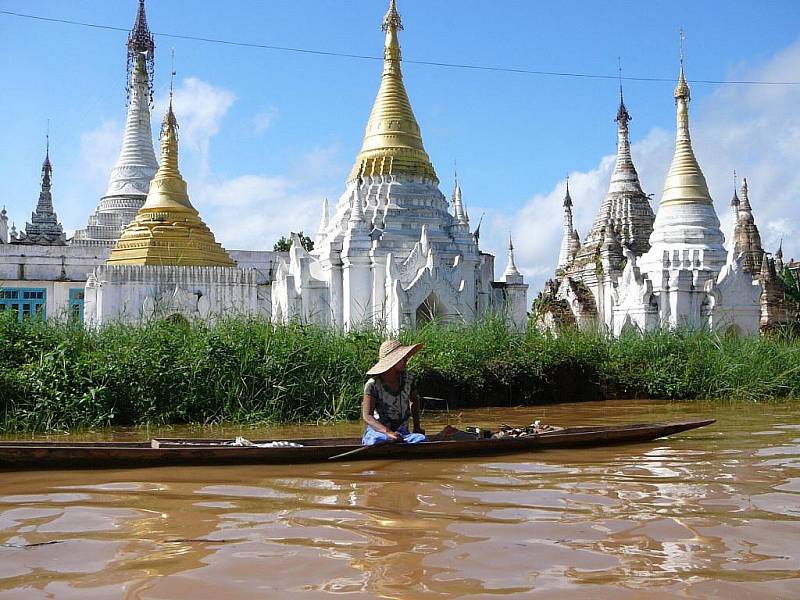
[{"xmin": 0, "ymin": 312, "xmax": 798, "ymax": 433}]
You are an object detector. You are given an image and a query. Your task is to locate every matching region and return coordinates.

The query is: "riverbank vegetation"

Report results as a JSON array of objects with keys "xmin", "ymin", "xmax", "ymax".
[{"xmin": 0, "ymin": 313, "xmax": 798, "ymax": 432}]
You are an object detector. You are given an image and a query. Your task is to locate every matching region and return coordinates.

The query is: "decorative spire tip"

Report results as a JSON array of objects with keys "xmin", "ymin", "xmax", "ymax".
[
  {"xmin": 563, "ymin": 176, "xmax": 573, "ymax": 207},
  {"xmin": 383, "ymin": 0, "xmax": 403, "ymax": 32},
  {"xmin": 674, "ymin": 28, "xmax": 690, "ymax": 100},
  {"xmin": 169, "ymin": 48, "xmax": 176, "ymax": 107}
]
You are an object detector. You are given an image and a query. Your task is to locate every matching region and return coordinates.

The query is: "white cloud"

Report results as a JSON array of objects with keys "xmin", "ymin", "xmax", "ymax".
[
  {"xmin": 192, "ymin": 145, "xmax": 347, "ymax": 250},
  {"xmin": 253, "ymin": 107, "xmax": 279, "ymax": 134},
  {"xmin": 78, "ymin": 119, "xmax": 123, "ymax": 192},
  {"xmin": 155, "ymin": 77, "xmax": 236, "ymax": 172},
  {"xmin": 499, "ymin": 41, "xmax": 800, "ymax": 291}
]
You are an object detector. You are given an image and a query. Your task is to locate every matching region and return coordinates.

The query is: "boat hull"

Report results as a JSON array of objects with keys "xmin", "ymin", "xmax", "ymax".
[{"xmin": 0, "ymin": 420, "xmax": 715, "ymax": 471}]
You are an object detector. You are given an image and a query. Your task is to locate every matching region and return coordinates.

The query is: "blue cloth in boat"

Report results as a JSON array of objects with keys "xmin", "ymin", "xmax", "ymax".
[{"xmin": 362, "ymin": 425, "xmax": 426, "ymax": 446}]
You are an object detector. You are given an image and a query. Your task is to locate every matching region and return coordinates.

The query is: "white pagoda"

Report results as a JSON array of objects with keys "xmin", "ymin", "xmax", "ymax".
[
  {"xmin": 272, "ymin": 0, "xmax": 527, "ymax": 330},
  {"xmin": 72, "ymin": 0, "xmax": 159, "ymax": 247}
]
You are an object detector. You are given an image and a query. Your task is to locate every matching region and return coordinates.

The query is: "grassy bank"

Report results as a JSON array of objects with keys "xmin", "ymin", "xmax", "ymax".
[{"xmin": 0, "ymin": 313, "xmax": 798, "ymax": 433}]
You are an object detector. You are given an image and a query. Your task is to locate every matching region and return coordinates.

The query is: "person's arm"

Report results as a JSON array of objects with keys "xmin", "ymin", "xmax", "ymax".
[
  {"xmin": 410, "ymin": 390, "xmax": 424, "ymax": 434},
  {"xmin": 362, "ymin": 394, "xmax": 401, "ymax": 440}
]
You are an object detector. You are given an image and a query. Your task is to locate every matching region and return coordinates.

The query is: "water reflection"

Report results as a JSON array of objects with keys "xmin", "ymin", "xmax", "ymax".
[{"xmin": 0, "ymin": 400, "xmax": 799, "ymax": 598}]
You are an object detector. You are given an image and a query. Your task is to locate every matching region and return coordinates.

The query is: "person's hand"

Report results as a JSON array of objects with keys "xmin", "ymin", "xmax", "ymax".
[{"xmin": 386, "ymin": 430, "xmax": 402, "ymax": 441}]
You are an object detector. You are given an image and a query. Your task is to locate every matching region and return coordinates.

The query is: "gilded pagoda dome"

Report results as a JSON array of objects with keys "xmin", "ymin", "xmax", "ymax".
[
  {"xmin": 349, "ymin": 0, "xmax": 437, "ymax": 183},
  {"xmin": 107, "ymin": 99, "xmax": 235, "ymax": 267}
]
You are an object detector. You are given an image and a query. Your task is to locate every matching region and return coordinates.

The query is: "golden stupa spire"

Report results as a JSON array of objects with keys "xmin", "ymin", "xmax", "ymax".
[
  {"xmin": 349, "ymin": 0, "xmax": 437, "ymax": 182},
  {"xmin": 660, "ymin": 29, "xmax": 712, "ymax": 206},
  {"xmin": 108, "ymin": 62, "xmax": 235, "ymax": 266}
]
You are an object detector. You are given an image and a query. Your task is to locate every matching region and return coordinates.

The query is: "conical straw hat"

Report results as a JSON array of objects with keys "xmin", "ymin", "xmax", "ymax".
[{"xmin": 366, "ymin": 339, "xmax": 422, "ymax": 376}]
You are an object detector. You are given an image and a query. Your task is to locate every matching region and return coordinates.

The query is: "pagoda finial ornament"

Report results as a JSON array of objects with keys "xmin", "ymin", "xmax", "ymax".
[
  {"xmin": 0, "ymin": 206, "xmax": 7, "ymax": 244},
  {"xmin": 609, "ymin": 73, "xmax": 639, "ymax": 192},
  {"xmin": 349, "ymin": 178, "xmax": 367, "ymax": 228},
  {"xmin": 675, "ymin": 28, "xmax": 690, "ymax": 101},
  {"xmin": 349, "ymin": 0, "xmax": 436, "ymax": 182},
  {"xmin": 127, "ymin": 0, "xmax": 155, "ymax": 106},
  {"xmin": 616, "ymin": 59, "xmax": 631, "ymax": 126},
  {"xmin": 557, "ymin": 179, "xmax": 575, "ymax": 271},
  {"xmin": 108, "ymin": 86, "xmax": 235, "ymax": 266},
  {"xmin": 42, "ymin": 132, "xmax": 52, "ymax": 204},
  {"xmin": 731, "ymin": 170, "xmax": 740, "ymax": 208},
  {"xmin": 452, "ymin": 167, "xmax": 468, "ymax": 224},
  {"xmin": 564, "ymin": 177, "xmax": 573, "ymax": 207},
  {"xmin": 660, "ymin": 30, "xmax": 712, "ymax": 206},
  {"xmin": 320, "ymin": 198, "xmax": 330, "ymax": 230},
  {"xmin": 740, "ymin": 177, "xmax": 752, "ymax": 211},
  {"xmin": 504, "ymin": 235, "xmax": 523, "ymax": 282},
  {"xmin": 383, "ymin": 0, "xmax": 403, "ymax": 33}
]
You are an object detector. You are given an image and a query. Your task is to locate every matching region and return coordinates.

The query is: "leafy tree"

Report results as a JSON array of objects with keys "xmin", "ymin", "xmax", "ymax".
[
  {"xmin": 273, "ymin": 231, "xmax": 314, "ymax": 252},
  {"xmin": 781, "ymin": 266, "xmax": 800, "ymax": 304}
]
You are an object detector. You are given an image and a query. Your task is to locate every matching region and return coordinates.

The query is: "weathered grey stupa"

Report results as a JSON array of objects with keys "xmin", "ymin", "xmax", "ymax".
[
  {"xmin": 72, "ymin": 0, "xmax": 159, "ymax": 246},
  {"xmin": 574, "ymin": 87, "xmax": 656, "ymax": 264},
  {"xmin": 11, "ymin": 138, "xmax": 66, "ymax": 246},
  {"xmin": 728, "ymin": 178, "xmax": 764, "ymax": 275}
]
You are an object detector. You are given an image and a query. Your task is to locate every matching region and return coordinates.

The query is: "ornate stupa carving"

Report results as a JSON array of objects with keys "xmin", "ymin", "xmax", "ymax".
[
  {"xmin": 12, "ymin": 138, "xmax": 66, "ymax": 246},
  {"xmin": 72, "ymin": 0, "xmax": 159, "ymax": 247},
  {"xmin": 557, "ymin": 86, "xmax": 654, "ymax": 290},
  {"xmin": 107, "ymin": 98, "xmax": 235, "ymax": 266},
  {"xmin": 730, "ymin": 178, "xmax": 764, "ymax": 275},
  {"xmin": 580, "ymin": 86, "xmax": 655, "ymax": 261}
]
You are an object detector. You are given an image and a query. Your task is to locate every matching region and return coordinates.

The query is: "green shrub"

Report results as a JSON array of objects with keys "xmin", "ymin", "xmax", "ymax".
[{"xmin": 0, "ymin": 313, "xmax": 797, "ymax": 433}]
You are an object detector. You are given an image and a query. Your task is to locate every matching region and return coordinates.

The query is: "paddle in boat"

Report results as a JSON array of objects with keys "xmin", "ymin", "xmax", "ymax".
[{"xmin": 0, "ymin": 419, "xmax": 715, "ymax": 470}]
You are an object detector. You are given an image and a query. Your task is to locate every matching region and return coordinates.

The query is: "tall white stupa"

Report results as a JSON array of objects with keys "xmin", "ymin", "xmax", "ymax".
[{"xmin": 72, "ymin": 0, "xmax": 159, "ymax": 246}]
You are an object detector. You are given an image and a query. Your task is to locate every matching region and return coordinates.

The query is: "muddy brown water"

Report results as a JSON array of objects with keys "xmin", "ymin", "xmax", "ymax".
[{"xmin": 1, "ymin": 399, "xmax": 799, "ymax": 599}]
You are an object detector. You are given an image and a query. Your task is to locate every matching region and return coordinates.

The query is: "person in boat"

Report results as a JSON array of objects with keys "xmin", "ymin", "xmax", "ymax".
[{"xmin": 362, "ymin": 340, "xmax": 426, "ymax": 446}]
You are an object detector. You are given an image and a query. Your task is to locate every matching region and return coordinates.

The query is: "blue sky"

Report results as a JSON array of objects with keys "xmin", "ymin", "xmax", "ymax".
[{"xmin": 1, "ymin": 0, "xmax": 799, "ymax": 289}]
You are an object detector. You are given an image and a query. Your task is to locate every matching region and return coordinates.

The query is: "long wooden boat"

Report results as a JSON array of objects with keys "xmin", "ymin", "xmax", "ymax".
[{"xmin": 0, "ymin": 419, "xmax": 714, "ymax": 471}]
